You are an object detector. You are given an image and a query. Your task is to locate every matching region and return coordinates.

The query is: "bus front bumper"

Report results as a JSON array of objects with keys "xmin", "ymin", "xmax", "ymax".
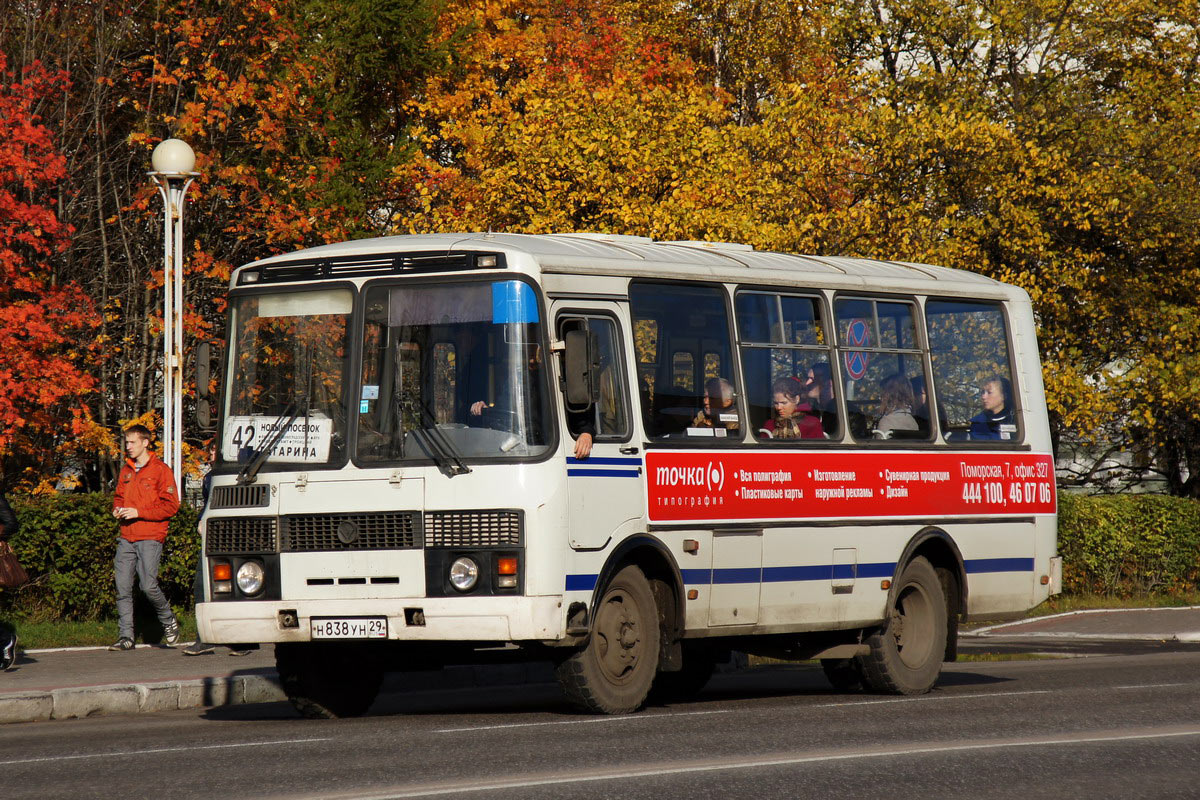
[{"xmin": 196, "ymin": 596, "xmax": 565, "ymax": 644}]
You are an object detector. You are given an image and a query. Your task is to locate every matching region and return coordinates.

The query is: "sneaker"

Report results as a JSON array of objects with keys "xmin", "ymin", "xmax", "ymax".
[
  {"xmin": 0, "ymin": 631, "xmax": 16, "ymax": 671},
  {"xmin": 228, "ymin": 647, "xmax": 253, "ymax": 657},
  {"xmin": 108, "ymin": 637, "xmax": 134, "ymax": 651},
  {"xmin": 182, "ymin": 641, "xmax": 215, "ymax": 656},
  {"xmin": 163, "ymin": 620, "xmax": 180, "ymax": 647}
]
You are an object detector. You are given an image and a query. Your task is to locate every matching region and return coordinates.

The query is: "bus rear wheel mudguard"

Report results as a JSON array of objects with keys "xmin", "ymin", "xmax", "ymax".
[
  {"xmin": 555, "ymin": 564, "xmax": 661, "ymax": 714},
  {"xmin": 858, "ymin": 556, "xmax": 947, "ymax": 695}
]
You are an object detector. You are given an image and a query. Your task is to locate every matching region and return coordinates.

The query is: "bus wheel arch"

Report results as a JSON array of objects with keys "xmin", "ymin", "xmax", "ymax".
[{"xmin": 589, "ymin": 535, "xmax": 686, "ymax": 664}]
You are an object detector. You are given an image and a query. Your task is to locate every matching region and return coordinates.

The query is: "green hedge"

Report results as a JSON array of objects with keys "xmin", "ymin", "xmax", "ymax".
[
  {"xmin": 1057, "ymin": 493, "xmax": 1200, "ymax": 596},
  {"xmin": 2, "ymin": 491, "xmax": 1198, "ymax": 621},
  {"xmin": 1, "ymin": 493, "xmax": 199, "ymax": 622}
]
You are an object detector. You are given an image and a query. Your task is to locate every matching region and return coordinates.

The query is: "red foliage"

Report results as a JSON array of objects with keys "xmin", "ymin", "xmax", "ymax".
[{"xmin": 0, "ymin": 53, "xmax": 100, "ymax": 461}]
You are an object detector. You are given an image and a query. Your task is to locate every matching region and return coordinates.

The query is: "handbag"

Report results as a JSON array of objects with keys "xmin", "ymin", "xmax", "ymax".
[{"xmin": 0, "ymin": 540, "xmax": 28, "ymax": 588}]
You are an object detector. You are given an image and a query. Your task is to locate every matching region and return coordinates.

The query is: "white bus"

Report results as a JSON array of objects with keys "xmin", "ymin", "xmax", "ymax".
[{"xmin": 197, "ymin": 233, "xmax": 1059, "ymax": 718}]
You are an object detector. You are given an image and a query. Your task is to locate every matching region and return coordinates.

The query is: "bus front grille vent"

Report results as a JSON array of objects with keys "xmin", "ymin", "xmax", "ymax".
[
  {"xmin": 206, "ymin": 517, "xmax": 278, "ymax": 554},
  {"xmin": 282, "ymin": 512, "xmax": 421, "ymax": 551},
  {"xmin": 210, "ymin": 484, "xmax": 270, "ymax": 509},
  {"xmin": 424, "ymin": 510, "xmax": 523, "ymax": 548}
]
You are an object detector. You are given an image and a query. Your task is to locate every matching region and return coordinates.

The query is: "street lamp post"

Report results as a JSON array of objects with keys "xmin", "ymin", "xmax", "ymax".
[{"xmin": 149, "ymin": 139, "xmax": 199, "ymax": 493}]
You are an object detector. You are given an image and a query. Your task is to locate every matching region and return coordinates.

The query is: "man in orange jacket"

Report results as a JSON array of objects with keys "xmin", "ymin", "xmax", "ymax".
[{"xmin": 109, "ymin": 424, "xmax": 181, "ymax": 651}]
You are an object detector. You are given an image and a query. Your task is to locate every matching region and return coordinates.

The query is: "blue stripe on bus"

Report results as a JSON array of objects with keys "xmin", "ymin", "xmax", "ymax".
[
  {"xmin": 567, "ymin": 559, "xmax": 1032, "ymax": 591},
  {"xmin": 565, "ymin": 574, "xmax": 599, "ymax": 591},
  {"xmin": 566, "ymin": 456, "xmax": 642, "ymax": 466},
  {"xmin": 964, "ymin": 557, "xmax": 1035, "ymax": 573},
  {"xmin": 567, "ymin": 469, "xmax": 641, "ymax": 478}
]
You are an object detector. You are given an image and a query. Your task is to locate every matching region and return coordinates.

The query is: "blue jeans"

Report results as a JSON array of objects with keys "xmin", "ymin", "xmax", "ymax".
[{"xmin": 114, "ymin": 538, "xmax": 175, "ymax": 640}]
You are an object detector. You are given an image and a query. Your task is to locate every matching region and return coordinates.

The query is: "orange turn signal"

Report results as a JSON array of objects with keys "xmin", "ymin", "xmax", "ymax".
[
  {"xmin": 213, "ymin": 563, "xmax": 232, "ymax": 581},
  {"xmin": 497, "ymin": 556, "xmax": 518, "ymax": 576}
]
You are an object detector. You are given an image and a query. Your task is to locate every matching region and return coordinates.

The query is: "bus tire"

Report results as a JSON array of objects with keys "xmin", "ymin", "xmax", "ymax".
[
  {"xmin": 555, "ymin": 565, "xmax": 660, "ymax": 714},
  {"xmin": 858, "ymin": 556, "xmax": 947, "ymax": 695},
  {"xmin": 276, "ymin": 642, "xmax": 384, "ymax": 719},
  {"xmin": 820, "ymin": 658, "xmax": 865, "ymax": 692}
]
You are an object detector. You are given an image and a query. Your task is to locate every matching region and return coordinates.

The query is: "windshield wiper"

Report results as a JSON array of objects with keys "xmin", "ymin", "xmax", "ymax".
[
  {"xmin": 237, "ymin": 394, "xmax": 307, "ymax": 485},
  {"xmin": 411, "ymin": 399, "xmax": 470, "ymax": 478}
]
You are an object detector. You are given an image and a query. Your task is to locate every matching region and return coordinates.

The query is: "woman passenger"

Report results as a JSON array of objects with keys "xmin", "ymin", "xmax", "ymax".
[
  {"xmin": 969, "ymin": 376, "xmax": 1015, "ymax": 440},
  {"xmin": 876, "ymin": 373, "xmax": 919, "ymax": 435},
  {"xmin": 760, "ymin": 377, "xmax": 823, "ymax": 439}
]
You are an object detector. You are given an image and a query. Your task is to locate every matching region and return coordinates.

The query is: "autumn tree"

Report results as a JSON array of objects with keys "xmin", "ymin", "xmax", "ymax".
[{"xmin": 0, "ymin": 53, "xmax": 101, "ymax": 489}]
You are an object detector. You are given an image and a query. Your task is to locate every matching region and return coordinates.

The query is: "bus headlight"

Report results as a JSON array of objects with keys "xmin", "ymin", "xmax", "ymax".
[
  {"xmin": 449, "ymin": 557, "xmax": 479, "ymax": 592},
  {"xmin": 236, "ymin": 561, "xmax": 266, "ymax": 595}
]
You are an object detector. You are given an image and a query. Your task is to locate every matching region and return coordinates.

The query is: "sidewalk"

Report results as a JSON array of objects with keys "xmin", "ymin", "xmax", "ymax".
[
  {"xmin": 965, "ymin": 605, "xmax": 1200, "ymax": 643},
  {"xmin": 4, "ymin": 607, "xmax": 1199, "ymax": 725},
  {"xmin": 0, "ymin": 642, "xmax": 553, "ymax": 725}
]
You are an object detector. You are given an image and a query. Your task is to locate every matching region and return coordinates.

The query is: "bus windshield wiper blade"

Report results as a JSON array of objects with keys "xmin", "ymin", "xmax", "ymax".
[
  {"xmin": 412, "ymin": 401, "xmax": 470, "ymax": 478},
  {"xmin": 236, "ymin": 396, "xmax": 304, "ymax": 485}
]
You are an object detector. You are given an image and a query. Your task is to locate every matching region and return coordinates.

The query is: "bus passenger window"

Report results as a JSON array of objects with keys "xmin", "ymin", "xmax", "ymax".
[
  {"xmin": 926, "ymin": 300, "xmax": 1018, "ymax": 442},
  {"xmin": 735, "ymin": 291, "xmax": 836, "ymax": 440},
  {"xmin": 834, "ymin": 298, "xmax": 930, "ymax": 442},
  {"xmin": 630, "ymin": 283, "xmax": 739, "ymax": 439}
]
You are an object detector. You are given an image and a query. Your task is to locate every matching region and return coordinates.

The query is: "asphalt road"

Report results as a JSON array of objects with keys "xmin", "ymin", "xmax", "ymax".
[{"xmin": 4, "ymin": 650, "xmax": 1199, "ymax": 800}]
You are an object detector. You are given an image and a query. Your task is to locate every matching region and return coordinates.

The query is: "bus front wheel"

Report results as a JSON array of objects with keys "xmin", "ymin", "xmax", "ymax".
[
  {"xmin": 858, "ymin": 556, "xmax": 947, "ymax": 695},
  {"xmin": 556, "ymin": 565, "xmax": 661, "ymax": 714},
  {"xmin": 276, "ymin": 641, "xmax": 384, "ymax": 719}
]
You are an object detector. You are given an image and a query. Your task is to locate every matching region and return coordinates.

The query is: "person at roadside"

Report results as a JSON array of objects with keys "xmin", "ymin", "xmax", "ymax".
[
  {"xmin": 691, "ymin": 377, "xmax": 740, "ymax": 432},
  {"xmin": 760, "ymin": 377, "xmax": 823, "ymax": 439},
  {"xmin": 876, "ymin": 373, "xmax": 920, "ymax": 435},
  {"xmin": 969, "ymin": 376, "xmax": 1016, "ymax": 440},
  {"xmin": 183, "ymin": 444, "xmax": 252, "ymax": 657},
  {"xmin": 110, "ymin": 424, "xmax": 181, "ymax": 651},
  {"xmin": 0, "ymin": 490, "xmax": 19, "ymax": 671}
]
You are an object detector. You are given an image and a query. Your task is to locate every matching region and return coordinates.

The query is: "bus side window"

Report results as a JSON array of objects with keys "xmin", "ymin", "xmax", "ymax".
[
  {"xmin": 925, "ymin": 299, "xmax": 1019, "ymax": 442},
  {"xmin": 735, "ymin": 291, "xmax": 837, "ymax": 441},
  {"xmin": 631, "ymin": 283, "xmax": 738, "ymax": 439}
]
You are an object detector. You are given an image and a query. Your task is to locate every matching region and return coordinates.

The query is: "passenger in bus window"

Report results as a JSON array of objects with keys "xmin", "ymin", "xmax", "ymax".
[
  {"xmin": 910, "ymin": 375, "xmax": 930, "ymax": 434},
  {"xmin": 969, "ymin": 376, "xmax": 1016, "ymax": 440},
  {"xmin": 876, "ymin": 373, "xmax": 919, "ymax": 436},
  {"xmin": 760, "ymin": 377, "xmax": 823, "ymax": 439},
  {"xmin": 691, "ymin": 377, "xmax": 739, "ymax": 432},
  {"xmin": 805, "ymin": 362, "xmax": 838, "ymax": 436}
]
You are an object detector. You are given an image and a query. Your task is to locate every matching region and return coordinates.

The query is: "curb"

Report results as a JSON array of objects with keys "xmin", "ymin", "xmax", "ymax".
[
  {"xmin": 0, "ymin": 673, "xmax": 287, "ymax": 724},
  {"xmin": 0, "ymin": 662, "xmax": 558, "ymax": 725}
]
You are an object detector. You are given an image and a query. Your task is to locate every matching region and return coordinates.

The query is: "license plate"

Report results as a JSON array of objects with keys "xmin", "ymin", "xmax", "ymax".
[{"xmin": 310, "ymin": 617, "xmax": 388, "ymax": 639}]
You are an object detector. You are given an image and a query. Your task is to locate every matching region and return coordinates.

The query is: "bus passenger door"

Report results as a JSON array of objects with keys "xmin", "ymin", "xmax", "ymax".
[{"xmin": 555, "ymin": 308, "xmax": 643, "ymax": 550}]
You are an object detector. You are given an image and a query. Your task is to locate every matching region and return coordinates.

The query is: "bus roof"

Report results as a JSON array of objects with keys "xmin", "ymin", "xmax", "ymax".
[{"xmin": 242, "ymin": 232, "xmax": 1018, "ymax": 298}]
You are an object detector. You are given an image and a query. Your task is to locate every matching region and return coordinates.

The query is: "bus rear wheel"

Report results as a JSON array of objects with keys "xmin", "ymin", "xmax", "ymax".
[
  {"xmin": 556, "ymin": 565, "xmax": 660, "ymax": 714},
  {"xmin": 276, "ymin": 641, "xmax": 384, "ymax": 719},
  {"xmin": 858, "ymin": 556, "xmax": 947, "ymax": 695}
]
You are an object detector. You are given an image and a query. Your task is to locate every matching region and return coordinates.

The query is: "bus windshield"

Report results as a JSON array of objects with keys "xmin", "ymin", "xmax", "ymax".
[
  {"xmin": 222, "ymin": 288, "xmax": 353, "ymax": 467},
  {"xmin": 356, "ymin": 279, "xmax": 551, "ymax": 463}
]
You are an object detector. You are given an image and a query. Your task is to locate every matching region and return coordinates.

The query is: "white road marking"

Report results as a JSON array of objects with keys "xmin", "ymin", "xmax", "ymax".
[
  {"xmin": 1115, "ymin": 683, "xmax": 1188, "ymax": 690},
  {"xmin": 810, "ymin": 689, "xmax": 1052, "ymax": 707},
  {"xmin": 0, "ymin": 737, "xmax": 333, "ymax": 766},
  {"xmin": 331, "ymin": 728, "xmax": 1200, "ymax": 799},
  {"xmin": 437, "ymin": 708, "xmax": 731, "ymax": 733}
]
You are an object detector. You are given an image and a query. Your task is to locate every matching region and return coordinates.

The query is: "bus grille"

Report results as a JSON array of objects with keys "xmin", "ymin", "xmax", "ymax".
[
  {"xmin": 210, "ymin": 484, "xmax": 270, "ymax": 509},
  {"xmin": 282, "ymin": 512, "xmax": 421, "ymax": 552},
  {"xmin": 425, "ymin": 510, "xmax": 523, "ymax": 548},
  {"xmin": 206, "ymin": 517, "xmax": 278, "ymax": 554}
]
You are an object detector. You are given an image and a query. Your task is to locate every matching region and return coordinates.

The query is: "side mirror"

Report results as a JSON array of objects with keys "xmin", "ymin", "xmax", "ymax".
[
  {"xmin": 195, "ymin": 342, "xmax": 218, "ymax": 431},
  {"xmin": 563, "ymin": 330, "xmax": 599, "ymax": 412}
]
